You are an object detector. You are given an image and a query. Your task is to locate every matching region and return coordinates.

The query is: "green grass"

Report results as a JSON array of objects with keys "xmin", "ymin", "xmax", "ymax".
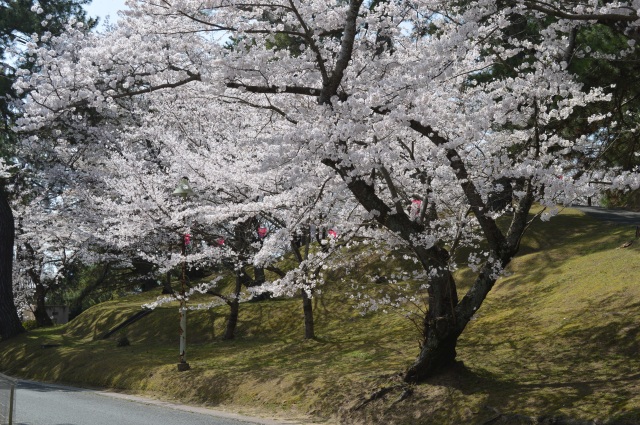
[{"xmin": 1, "ymin": 207, "xmax": 639, "ymax": 424}]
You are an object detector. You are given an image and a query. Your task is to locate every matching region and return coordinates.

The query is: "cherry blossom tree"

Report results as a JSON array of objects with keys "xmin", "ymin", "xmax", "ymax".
[
  {"xmin": 10, "ymin": 172, "xmax": 114, "ymax": 325},
  {"xmin": 0, "ymin": 0, "xmax": 95, "ymax": 340},
  {"xmin": 15, "ymin": 0, "xmax": 640, "ymax": 382}
]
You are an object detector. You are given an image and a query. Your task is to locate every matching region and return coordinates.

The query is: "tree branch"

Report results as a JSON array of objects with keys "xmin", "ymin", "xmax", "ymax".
[
  {"xmin": 523, "ymin": 1, "xmax": 639, "ymax": 23},
  {"xmin": 225, "ymin": 81, "xmax": 320, "ymax": 96},
  {"xmin": 318, "ymin": 0, "xmax": 364, "ymax": 104},
  {"xmin": 378, "ymin": 164, "xmax": 405, "ymax": 216},
  {"xmin": 409, "ymin": 119, "xmax": 506, "ymax": 251}
]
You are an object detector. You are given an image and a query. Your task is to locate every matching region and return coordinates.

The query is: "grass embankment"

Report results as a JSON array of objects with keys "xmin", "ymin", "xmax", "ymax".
[{"xmin": 1, "ymin": 208, "xmax": 639, "ymax": 424}]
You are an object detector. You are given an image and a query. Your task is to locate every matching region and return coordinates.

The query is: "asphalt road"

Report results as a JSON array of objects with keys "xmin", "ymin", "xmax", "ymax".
[
  {"xmin": 15, "ymin": 380, "xmax": 291, "ymax": 425},
  {"xmin": 571, "ymin": 205, "xmax": 640, "ymax": 226}
]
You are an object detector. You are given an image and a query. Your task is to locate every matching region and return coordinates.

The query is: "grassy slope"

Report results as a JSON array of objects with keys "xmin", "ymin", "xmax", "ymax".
[{"xmin": 1, "ymin": 208, "xmax": 639, "ymax": 424}]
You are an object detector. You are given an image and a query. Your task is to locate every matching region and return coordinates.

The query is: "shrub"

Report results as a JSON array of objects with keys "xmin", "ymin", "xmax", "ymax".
[
  {"xmin": 116, "ymin": 334, "xmax": 130, "ymax": 347},
  {"xmin": 22, "ymin": 320, "xmax": 38, "ymax": 331}
]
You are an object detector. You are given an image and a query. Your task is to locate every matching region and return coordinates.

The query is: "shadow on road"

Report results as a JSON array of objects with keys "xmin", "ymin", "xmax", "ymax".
[{"xmin": 18, "ymin": 381, "xmax": 86, "ymax": 393}]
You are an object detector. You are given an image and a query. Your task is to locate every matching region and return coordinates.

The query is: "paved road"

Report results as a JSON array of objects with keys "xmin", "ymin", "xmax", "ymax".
[
  {"xmin": 15, "ymin": 380, "xmax": 292, "ymax": 425},
  {"xmin": 572, "ymin": 205, "xmax": 640, "ymax": 226}
]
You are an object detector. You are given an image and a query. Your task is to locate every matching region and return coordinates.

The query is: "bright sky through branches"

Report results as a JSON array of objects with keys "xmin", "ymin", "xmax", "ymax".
[{"xmin": 83, "ymin": 0, "xmax": 127, "ymax": 28}]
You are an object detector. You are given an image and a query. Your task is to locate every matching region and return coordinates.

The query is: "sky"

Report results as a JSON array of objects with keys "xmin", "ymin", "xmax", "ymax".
[
  {"xmin": 83, "ymin": 0, "xmax": 128, "ymax": 28},
  {"xmin": 81, "ymin": 1, "xmax": 231, "ymax": 43}
]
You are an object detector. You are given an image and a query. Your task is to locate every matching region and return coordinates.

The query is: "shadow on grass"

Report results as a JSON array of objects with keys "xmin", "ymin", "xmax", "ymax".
[
  {"xmin": 412, "ymin": 361, "xmax": 640, "ymax": 424},
  {"xmin": 508, "ymin": 217, "xmax": 630, "ymax": 276},
  {"xmin": 3, "ymin": 208, "xmax": 639, "ymax": 425}
]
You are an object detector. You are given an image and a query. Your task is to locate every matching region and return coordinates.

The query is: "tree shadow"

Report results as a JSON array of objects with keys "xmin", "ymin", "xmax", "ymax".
[
  {"xmin": 17, "ymin": 380, "xmax": 85, "ymax": 393},
  {"xmin": 411, "ymin": 360, "xmax": 640, "ymax": 424}
]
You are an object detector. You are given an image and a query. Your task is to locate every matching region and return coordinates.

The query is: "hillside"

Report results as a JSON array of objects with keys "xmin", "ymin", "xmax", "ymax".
[{"xmin": 1, "ymin": 208, "xmax": 639, "ymax": 424}]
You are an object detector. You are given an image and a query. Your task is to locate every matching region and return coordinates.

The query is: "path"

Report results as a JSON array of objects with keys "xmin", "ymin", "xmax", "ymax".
[
  {"xmin": 571, "ymin": 205, "xmax": 640, "ymax": 226},
  {"xmin": 15, "ymin": 380, "xmax": 296, "ymax": 425}
]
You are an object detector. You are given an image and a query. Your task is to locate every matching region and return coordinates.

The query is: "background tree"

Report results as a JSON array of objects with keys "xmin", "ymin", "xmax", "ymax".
[
  {"xmin": 518, "ymin": 1, "xmax": 640, "ymax": 206},
  {"xmin": 0, "ymin": 0, "xmax": 94, "ymax": 339},
  {"xmin": 0, "ymin": 177, "xmax": 21, "ymax": 338}
]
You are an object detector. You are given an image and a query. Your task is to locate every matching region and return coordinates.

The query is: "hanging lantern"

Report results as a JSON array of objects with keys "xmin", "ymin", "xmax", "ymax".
[
  {"xmin": 172, "ymin": 177, "xmax": 195, "ymax": 197},
  {"xmin": 184, "ymin": 233, "xmax": 192, "ymax": 246},
  {"xmin": 216, "ymin": 237, "xmax": 225, "ymax": 246},
  {"xmin": 328, "ymin": 229, "xmax": 338, "ymax": 238},
  {"xmin": 411, "ymin": 199, "xmax": 423, "ymax": 216},
  {"xmin": 257, "ymin": 227, "xmax": 268, "ymax": 238}
]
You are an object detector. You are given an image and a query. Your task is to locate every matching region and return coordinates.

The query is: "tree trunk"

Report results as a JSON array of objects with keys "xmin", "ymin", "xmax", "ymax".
[
  {"xmin": 404, "ymin": 248, "xmax": 513, "ymax": 382},
  {"xmin": 33, "ymin": 282, "xmax": 53, "ymax": 327},
  {"xmin": 0, "ymin": 187, "xmax": 24, "ymax": 340},
  {"xmin": 302, "ymin": 289, "xmax": 315, "ymax": 339},
  {"xmin": 237, "ymin": 265, "xmax": 270, "ymax": 300},
  {"xmin": 224, "ymin": 299, "xmax": 239, "ymax": 340},
  {"xmin": 404, "ymin": 263, "xmax": 460, "ymax": 382},
  {"xmin": 162, "ymin": 271, "xmax": 174, "ymax": 294},
  {"xmin": 24, "ymin": 246, "xmax": 53, "ymax": 327},
  {"xmin": 223, "ymin": 272, "xmax": 242, "ymax": 340},
  {"xmin": 290, "ymin": 228, "xmax": 316, "ymax": 340},
  {"xmin": 247, "ymin": 266, "xmax": 270, "ymax": 301}
]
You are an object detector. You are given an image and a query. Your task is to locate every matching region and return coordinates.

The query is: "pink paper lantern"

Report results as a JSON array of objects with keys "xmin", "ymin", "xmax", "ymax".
[
  {"xmin": 328, "ymin": 229, "xmax": 338, "ymax": 238},
  {"xmin": 184, "ymin": 233, "xmax": 191, "ymax": 245},
  {"xmin": 257, "ymin": 227, "xmax": 268, "ymax": 238},
  {"xmin": 411, "ymin": 199, "xmax": 423, "ymax": 216}
]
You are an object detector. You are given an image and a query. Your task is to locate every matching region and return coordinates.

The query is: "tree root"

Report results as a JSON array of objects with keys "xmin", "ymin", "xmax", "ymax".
[{"xmin": 353, "ymin": 383, "xmax": 413, "ymax": 411}]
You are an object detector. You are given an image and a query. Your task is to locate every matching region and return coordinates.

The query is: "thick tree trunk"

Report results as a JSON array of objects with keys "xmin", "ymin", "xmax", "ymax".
[
  {"xmin": 301, "ymin": 289, "xmax": 314, "ymax": 339},
  {"xmin": 33, "ymin": 282, "xmax": 53, "ymax": 327},
  {"xmin": 403, "ymin": 246, "xmax": 515, "ymax": 382},
  {"xmin": 0, "ymin": 187, "xmax": 24, "ymax": 340},
  {"xmin": 405, "ymin": 267, "xmax": 460, "ymax": 382}
]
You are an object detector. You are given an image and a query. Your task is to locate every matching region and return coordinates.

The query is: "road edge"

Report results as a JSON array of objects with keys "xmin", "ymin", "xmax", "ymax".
[{"xmin": 16, "ymin": 378, "xmax": 320, "ymax": 425}]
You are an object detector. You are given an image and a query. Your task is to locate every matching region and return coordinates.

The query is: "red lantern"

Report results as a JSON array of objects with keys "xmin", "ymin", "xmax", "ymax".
[
  {"xmin": 411, "ymin": 199, "xmax": 423, "ymax": 216},
  {"xmin": 257, "ymin": 227, "xmax": 268, "ymax": 238},
  {"xmin": 328, "ymin": 229, "xmax": 338, "ymax": 238},
  {"xmin": 216, "ymin": 237, "xmax": 225, "ymax": 246},
  {"xmin": 184, "ymin": 233, "xmax": 192, "ymax": 245}
]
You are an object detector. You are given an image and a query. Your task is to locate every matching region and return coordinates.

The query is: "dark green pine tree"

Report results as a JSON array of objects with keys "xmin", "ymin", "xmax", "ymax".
[
  {"xmin": 509, "ymin": 1, "xmax": 640, "ymax": 206},
  {"xmin": 566, "ymin": 24, "xmax": 640, "ymax": 207},
  {"xmin": 0, "ymin": 0, "xmax": 96, "ymax": 340}
]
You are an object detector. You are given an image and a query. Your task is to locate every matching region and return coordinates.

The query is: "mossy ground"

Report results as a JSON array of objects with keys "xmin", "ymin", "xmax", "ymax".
[{"xmin": 1, "ymin": 208, "xmax": 639, "ymax": 424}]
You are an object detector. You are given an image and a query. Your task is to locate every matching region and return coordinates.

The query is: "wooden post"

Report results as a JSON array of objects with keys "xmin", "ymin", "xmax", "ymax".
[{"xmin": 8, "ymin": 384, "xmax": 14, "ymax": 425}]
